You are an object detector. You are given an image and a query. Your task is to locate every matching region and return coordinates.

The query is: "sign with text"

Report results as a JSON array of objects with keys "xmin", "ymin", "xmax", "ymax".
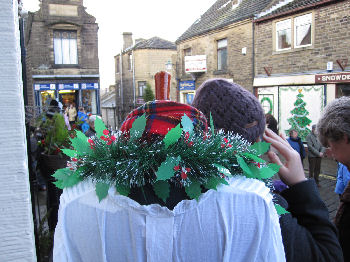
[
  {"xmin": 58, "ymin": 83, "xmax": 79, "ymax": 90},
  {"xmin": 185, "ymin": 55, "xmax": 207, "ymax": 73},
  {"xmin": 179, "ymin": 80, "xmax": 195, "ymax": 91},
  {"xmin": 315, "ymin": 73, "xmax": 350, "ymax": 83},
  {"xmin": 34, "ymin": 83, "xmax": 56, "ymax": 91},
  {"xmin": 81, "ymin": 83, "xmax": 99, "ymax": 90}
]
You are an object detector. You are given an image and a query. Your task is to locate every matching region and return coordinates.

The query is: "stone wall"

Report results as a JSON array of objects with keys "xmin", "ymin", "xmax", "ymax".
[{"xmin": 255, "ymin": 0, "xmax": 350, "ymax": 76}]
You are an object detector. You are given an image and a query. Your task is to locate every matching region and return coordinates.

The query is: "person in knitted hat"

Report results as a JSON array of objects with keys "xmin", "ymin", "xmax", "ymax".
[
  {"xmin": 53, "ymin": 100, "xmax": 287, "ymax": 261},
  {"xmin": 192, "ymin": 79, "xmax": 342, "ymax": 262}
]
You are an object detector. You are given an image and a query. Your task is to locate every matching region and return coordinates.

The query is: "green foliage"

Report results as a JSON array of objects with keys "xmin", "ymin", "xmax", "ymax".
[
  {"xmin": 185, "ymin": 181, "xmax": 201, "ymax": 200},
  {"xmin": 94, "ymin": 116, "xmax": 107, "ymax": 140},
  {"xmin": 275, "ymin": 204, "xmax": 289, "ymax": 215},
  {"xmin": 156, "ymin": 156, "xmax": 181, "ymax": 181},
  {"xmin": 154, "ymin": 181, "xmax": 170, "ymax": 202},
  {"xmin": 143, "ymin": 83, "xmax": 155, "ymax": 102},
  {"xmin": 96, "ymin": 182, "xmax": 110, "ymax": 202},
  {"xmin": 163, "ymin": 124, "xmax": 182, "ymax": 149},
  {"xmin": 52, "ymin": 168, "xmax": 82, "ymax": 189},
  {"xmin": 116, "ymin": 184, "xmax": 130, "ymax": 196},
  {"xmin": 249, "ymin": 142, "xmax": 271, "ymax": 156},
  {"xmin": 130, "ymin": 114, "xmax": 147, "ymax": 140},
  {"xmin": 181, "ymin": 114, "xmax": 194, "ymax": 135}
]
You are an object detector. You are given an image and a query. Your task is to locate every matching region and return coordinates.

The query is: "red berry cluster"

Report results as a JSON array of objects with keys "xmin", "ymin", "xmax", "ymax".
[
  {"xmin": 184, "ymin": 132, "xmax": 194, "ymax": 147},
  {"xmin": 221, "ymin": 137, "xmax": 232, "ymax": 148},
  {"xmin": 174, "ymin": 165, "xmax": 191, "ymax": 180},
  {"xmin": 100, "ymin": 129, "xmax": 116, "ymax": 145},
  {"xmin": 88, "ymin": 138, "xmax": 95, "ymax": 149}
]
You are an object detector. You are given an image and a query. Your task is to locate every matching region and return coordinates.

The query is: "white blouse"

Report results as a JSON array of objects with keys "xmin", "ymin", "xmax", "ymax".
[{"xmin": 53, "ymin": 176, "xmax": 285, "ymax": 262}]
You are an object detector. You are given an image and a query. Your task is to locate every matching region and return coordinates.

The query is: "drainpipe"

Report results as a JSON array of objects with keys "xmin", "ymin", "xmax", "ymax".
[
  {"xmin": 252, "ymin": 18, "xmax": 256, "ymax": 94},
  {"xmin": 132, "ymin": 49, "xmax": 136, "ymax": 107}
]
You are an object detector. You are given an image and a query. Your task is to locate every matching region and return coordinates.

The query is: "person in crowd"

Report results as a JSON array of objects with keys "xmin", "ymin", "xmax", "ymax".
[
  {"xmin": 265, "ymin": 113, "xmax": 279, "ymax": 135},
  {"xmin": 287, "ymin": 129, "xmax": 305, "ymax": 166},
  {"xmin": 317, "ymin": 96, "xmax": 350, "ymax": 261},
  {"xmin": 84, "ymin": 114, "xmax": 98, "ymax": 137},
  {"xmin": 306, "ymin": 124, "xmax": 325, "ymax": 187},
  {"xmin": 65, "ymin": 103, "xmax": 77, "ymax": 127},
  {"xmin": 192, "ymin": 78, "xmax": 343, "ymax": 262},
  {"xmin": 335, "ymin": 162, "xmax": 350, "ymax": 196},
  {"xmin": 46, "ymin": 99, "xmax": 60, "ymax": 119},
  {"xmin": 54, "ymin": 100, "xmax": 286, "ymax": 261},
  {"xmin": 77, "ymin": 107, "xmax": 89, "ymax": 133},
  {"xmin": 62, "ymin": 105, "xmax": 71, "ymax": 130}
]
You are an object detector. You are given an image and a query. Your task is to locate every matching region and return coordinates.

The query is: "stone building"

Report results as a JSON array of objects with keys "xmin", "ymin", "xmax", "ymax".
[
  {"xmin": 254, "ymin": 0, "xmax": 350, "ymax": 136},
  {"xmin": 175, "ymin": 0, "xmax": 273, "ymax": 104},
  {"xmin": 114, "ymin": 33, "xmax": 177, "ymax": 126},
  {"xmin": 25, "ymin": 0, "xmax": 100, "ymax": 115}
]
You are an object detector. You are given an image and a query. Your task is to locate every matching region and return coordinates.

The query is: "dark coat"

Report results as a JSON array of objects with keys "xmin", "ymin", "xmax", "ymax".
[{"xmin": 276, "ymin": 180, "xmax": 343, "ymax": 262}]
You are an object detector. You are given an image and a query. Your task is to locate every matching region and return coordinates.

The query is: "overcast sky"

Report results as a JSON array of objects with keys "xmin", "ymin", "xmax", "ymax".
[{"xmin": 23, "ymin": 0, "xmax": 217, "ymax": 91}]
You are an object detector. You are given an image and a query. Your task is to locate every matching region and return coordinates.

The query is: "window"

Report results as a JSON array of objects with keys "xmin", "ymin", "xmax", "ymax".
[
  {"xmin": 54, "ymin": 30, "xmax": 78, "ymax": 64},
  {"xmin": 275, "ymin": 13, "xmax": 312, "ymax": 52},
  {"xmin": 294, "ymin": 13, "xmax": 312, "ymax": 48},
  {"xmin": 138, "ymin": 81, "xmax": 146, "ymax": 97},
  {"xmin": 183, "ymin": 48, "xmax": 191, "ymax": 73},
  {"xmin": 276, "ymin": 19, "xmax": 291, "ymax": 51},
  {"xmin": 128, "ymin": 54, "xmax": 132, "ymax": 71},
  {"xmin": 217, "ymin": 38, "xmax": 227, "ymax": 71}
]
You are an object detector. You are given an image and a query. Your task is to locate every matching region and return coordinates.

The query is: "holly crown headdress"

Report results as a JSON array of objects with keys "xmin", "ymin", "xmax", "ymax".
[{"xmin": 53, "ymin": 101, "xmax": 287, "ymax": 214}]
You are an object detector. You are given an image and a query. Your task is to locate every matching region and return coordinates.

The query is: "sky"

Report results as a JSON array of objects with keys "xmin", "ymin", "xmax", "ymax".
[{"xmin": 22, "ymin": 0, "xmax": 218, "ymax": 92}]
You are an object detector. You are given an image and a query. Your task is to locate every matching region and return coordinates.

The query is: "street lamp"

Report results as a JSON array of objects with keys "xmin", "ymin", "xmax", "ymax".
[{"xmin": 165, "ymin": 60, "xmax": 172, "ymax": 72}]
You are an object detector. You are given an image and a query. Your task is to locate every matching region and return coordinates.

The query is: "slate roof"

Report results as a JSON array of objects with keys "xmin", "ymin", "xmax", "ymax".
[
  {"xmin": 176, "ymin": 0, "xmax": 273, "ymax": 43},
  {"xmin": 256, "ymin": 0, "xmax": 337, "ymax": 21},
  {"xmin": 132, "ymin": 37, "xmax": 176, "ymax": 50}
]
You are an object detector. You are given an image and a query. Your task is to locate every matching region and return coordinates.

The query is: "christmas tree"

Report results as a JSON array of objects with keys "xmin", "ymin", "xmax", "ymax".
[
  {"xmin": 143, "ymin": 83, "xmax": 155, "ymax": 102},
  {"xmin": 285, "ymin": 89, "xmax": 311, "ymax": 141}
]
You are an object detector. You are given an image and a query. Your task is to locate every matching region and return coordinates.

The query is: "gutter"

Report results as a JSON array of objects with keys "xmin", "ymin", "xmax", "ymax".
[{"xmin": 255, "ymin": 0, "xmax": 339, "ymax": 23}]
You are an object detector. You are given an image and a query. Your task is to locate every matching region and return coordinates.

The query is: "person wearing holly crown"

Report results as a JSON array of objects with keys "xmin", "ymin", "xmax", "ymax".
[
  {"xmin": 53, "ymin": 100, "xmax": 286, "ymax": 261},
  {"xmin": 192, "ymin": 78, "xmax": 342, "ymax": 262},
  {"xmin": 317, "ymin": 96, "xmax": 350, "ymax": 261}
]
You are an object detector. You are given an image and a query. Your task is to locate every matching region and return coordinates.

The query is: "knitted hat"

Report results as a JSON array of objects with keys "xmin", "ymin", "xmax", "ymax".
[
  {"xmin": 121, "ymin": 100, "xmax": 208, "ymax": 138},
  {"xmin": 192, "ymin": 79, "xmax": 265, "ymax": 143}
]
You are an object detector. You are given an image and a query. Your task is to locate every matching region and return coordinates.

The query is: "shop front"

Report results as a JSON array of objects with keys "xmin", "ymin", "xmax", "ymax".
[
  {"xmin": 179, "ymin": 80, "xmax": 195, "ymax": 105},
  {"xmin": 34, "ymin": 82, "xmax": 100, "ymax": 114}
]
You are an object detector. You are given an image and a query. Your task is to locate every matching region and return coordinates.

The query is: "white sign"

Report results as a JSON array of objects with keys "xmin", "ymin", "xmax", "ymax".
[{"xmin": 185, "ymin": 55, "xmax": 207, "ymax": 73}]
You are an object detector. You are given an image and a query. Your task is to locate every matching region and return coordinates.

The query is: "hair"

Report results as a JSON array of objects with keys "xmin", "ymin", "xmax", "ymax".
[
  {"xmin": 289, "ymin": 129, "xmax": 297, "ymax": 137},
  {"xmin": 265, "ymin": 114, "xmax": 278, "ymax": 134},
  {"xmin": 317, "ymin": 96, "xmax": 350, "ymax": 146}
]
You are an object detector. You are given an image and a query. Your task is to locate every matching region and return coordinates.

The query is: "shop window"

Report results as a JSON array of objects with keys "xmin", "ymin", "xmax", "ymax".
[
  {"xmin": 40, "ymin": 90, "xmax": 56, "ymax": 108},
  {"xmin": 138, "ymin": 81, "xmax": 147, "ymax": 97},
  {"xmin": 276, "ymin": 19, "xmax": 291, "ymax": 51},
  {"xmin": 217, "ymin": 38, "xmax": 227, "ymax": 71},
  {"xmin": 82, "ymin": 90, "xmax": 97, "ymax": 114},
  {"xmin": 54, "ymin": 30, "xmax": 78, "ymax": 65},
  {"xmin": 275, "ymin": 13, "xmax": 312, "ymax": 52}
]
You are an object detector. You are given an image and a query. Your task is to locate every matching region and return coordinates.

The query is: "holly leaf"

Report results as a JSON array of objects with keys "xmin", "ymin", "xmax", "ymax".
[
  {"xmin": 130, "ymin": 114, "xmax": 147, "ymax": 140},
  {"xmin": 61, "ymin": 171, "xmax": 82, "ymax": 188},
  {"xmin": 94, "ymin": 117, "xmax": 107, "ymax": 139},
  {"xmin": 249, "ymin": 142, "xmax": 271, "ymax": 156},
  {"xmin": 268, "ymin": 163, "xmax": 280, "ymax": 173},
  {"xmin": 156, "ymin": 156, "xmax": 181, "ymax": 181},
  {"xmin": 181, "ymin": 113, "xmax": 194, "ymax": 135},
  {"xmin": 210, "ymin": 112, "xmax": 215, "ymax": 135},
  {"xmin": 275, "ymin": 204, "xmax": 289, "ymax": 215},
  {"xmin": 185, "ymin": 181, "xmax": 201, "ymax": 200},
  {"xmin": 247, "ymin": 164, "xmax": 260, "ymax": 179},
  {"xmin": 53, "ymin": 180, "xmax": 64, "ymax": 189},
  {"xmin": 116, "ymin": 184, "xmax": 130, "ymax": 196},
  {"xmin": 52, "ymin": 168, "xmax": 72, "ymax": 180},
  {"xmin": 154, "ymin": 181, "xmax": 170, "ymax": 202},
  {"xmin": 213, "ymin": 164, "xmax": 232, "ymax": 177},
  {"xmin": 61, "ymin": 149, "xmax": 77, "ymax": 158},
  {"xmin": 95, "ymin": 182, "xmax": 109, "ymax": 202},
  {"xmin": 70, "ymin": 130, "xmax": 91, "ymax": 155},
  {"xmin": 204, "ymin": 177, "xmax": 228, "ymax": 190},
  {"xmin": 241, "ymin": 153, "xmax": 265, "ymax": 163},
  {"xmin": 163, "ymin": 124, "xmax": 182, "ymax": 149},
  {"xmin": 258, "ymin": 167, "xmax": 276, "ymax": 179},
  {"xmin": 236, "ymin": 155, "xmax": 253, "ymax": 177}
]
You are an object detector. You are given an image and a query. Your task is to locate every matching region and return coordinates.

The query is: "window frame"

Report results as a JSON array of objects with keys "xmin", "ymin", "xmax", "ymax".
[
  {"xmin": 138, "ymin": 81, "xmax": 147, "ymax": 97},
  {"xmin": 53, "ymin": 30, "xmax": 78, "ymax": 65},
  {"xmin": 275, "ymin": 19, "xmax": 292, "ymax": 51},
  {"xmin": 294, "ymin": 13, "xmax": 312, "ymax": 48},
  {"xmin": 217, "ymin": 38, "xmax": 228, "ymax": 71}
]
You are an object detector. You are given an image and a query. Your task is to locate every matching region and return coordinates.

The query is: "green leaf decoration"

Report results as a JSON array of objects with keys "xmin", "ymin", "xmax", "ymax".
[
  {"xmin": 181, "ymin": 113, "xmax": 194, "ymax": 135},
  {"xmin": 52, "ymin": 168, "xmax": 72, "ymax": 180},
  {"xmin": 205, "ymin": 177, "xmax": 228, "ymax": 190},
  {"xmin": 249, "ymin": 142, "xmax": 271, "ymax": 156},
  {"xmin": 52, "ymin": 168, "xmax": 82, "ymax": 188},
  {"xmin": 95, "ymin": 182, "xmax": 110, "ymax": 202},
  {"xmin": 62, "ymin": 172, "xmax": 81, "ymax": 188},
  {"xmin": 241, "ymin": 153, "xmax": 265, "ymax": 163},
  {"xmin": 247, "ymin": 164, "xmax": 260, "ymax": 179},
  {"xmin": 154, "ymin": 181, "xmax": 170, "ymax": 202},
  {"xmin": 258, "ymin": 167, "xmax": 277, "ymax": 179},
  {"xmin": 210, "ymin": 112, "xmax": 215, "ymax": 135},
  {"xmin": 61, "ymin": 149, "xmax": 77, "ymax": 158},
  {"xmin": 94, "ymin": 117, "xmax": 107, "ymax": 139},
  {"xmin": 275, "ymin": 204, "xmax": 289, "ymax": 215},
  {"xmin": 163, "ymin": 124, "xmax": 182, "ymax": 149},
  {"xmin": 156, "ymin": 156, "xmax": 181, "ymax": 181},
  {"xmin": 237, "ymin": 155, "xmax": 253, "ymax": 177},
  {"xmin": 116, "ymin": 184, "xmax": 130, "ymax": 196},
  {"xmin": 268, "ymin": 163, "xmax": 280, "ymax": 173},
  {"xmin": 130, "ymin": 114, "xmax": 147, "ymax": 140},
  {"xmin": 53, "ymin": 180, "xmax": 64, "ymax": 189},
  {"xmin": 70, "ymin": 130, "xmax": 91, "ymax": 155},
  {"xmin": 213, "ymin": 164, "xmax": 232, "ymax": 177},
  {"xmin": 185, "ymin": 181, "xmax": 201, "ymax": 200}
]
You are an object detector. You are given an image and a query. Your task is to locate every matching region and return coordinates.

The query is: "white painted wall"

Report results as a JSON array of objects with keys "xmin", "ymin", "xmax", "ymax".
[{"xmin": 0, "ymin": 0, "xmax": 37, "ymax": 261}]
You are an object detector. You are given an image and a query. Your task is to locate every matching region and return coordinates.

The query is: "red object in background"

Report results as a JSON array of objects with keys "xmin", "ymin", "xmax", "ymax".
[{"xmin": 155, "ymin": 71, "xmax": 171, "ymax": 100}]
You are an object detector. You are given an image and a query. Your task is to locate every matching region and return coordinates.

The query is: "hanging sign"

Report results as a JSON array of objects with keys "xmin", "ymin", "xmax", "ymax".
[
  {"xmin": 34, "ymin": 83, "xmax": 56, "ymax": 91},
  {"xmin": 179, "ymin": 80, "xmax": 195, "ymax": 91},
  {"xmin": 185, "ymin": 55, "xmax": 207, "ymax": 73},
  {"xmin": 58, "ymin": 83, "xmax": 80, "ymax": 90},
  {"xmin": 315, "ymin": 72, "xmax": 350, "ymax": 83},
  {"xmin": 81, "ymin": 83, "xmax": 99, "ymax": 90}
]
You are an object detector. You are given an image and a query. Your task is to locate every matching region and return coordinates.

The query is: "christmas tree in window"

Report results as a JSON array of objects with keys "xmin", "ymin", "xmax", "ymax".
[{"xmin": 285, "ymin": 89, "xmax": 311, "ymax": 141}]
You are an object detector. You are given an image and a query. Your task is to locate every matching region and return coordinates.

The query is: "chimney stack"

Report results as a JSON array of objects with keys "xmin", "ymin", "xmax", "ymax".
[{"xmin": 122, "ymin": 32, "xmax": 133, "ymax": 50}]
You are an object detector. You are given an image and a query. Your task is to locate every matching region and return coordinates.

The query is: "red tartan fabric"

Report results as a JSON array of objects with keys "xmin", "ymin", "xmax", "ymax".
[{"xmin": 121, "ymin": 100, "xmax": 208, "ymax": 137}]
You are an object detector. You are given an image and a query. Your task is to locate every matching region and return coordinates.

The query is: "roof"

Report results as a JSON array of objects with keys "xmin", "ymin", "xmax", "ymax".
[
  {"xmin": 256, "ymin": 0, "xmax": 337, "ymax": 21},
  {"xmin": 124, "ymin": 37, "xmax": 176, "ymax": 52},
  {"xmin": 176, "ymin": 0, "xmax": 273, "ymax": 43}
]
